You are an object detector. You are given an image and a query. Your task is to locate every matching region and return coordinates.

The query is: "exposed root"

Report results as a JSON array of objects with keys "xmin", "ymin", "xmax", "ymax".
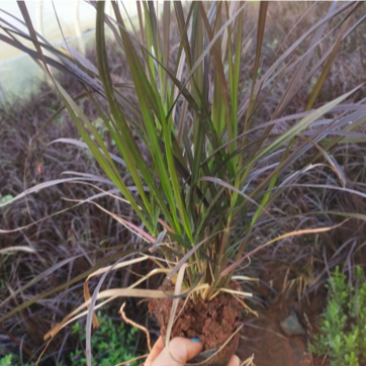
[
  {"xmin": 240, "ymin": 354, "xmax": 255, "ymax": 366},
  {"xmin": 119, "ymin": 302, "xmax": 152, "ymax": 352},
  {"xmin": 232, "ymin": 295, "xmax": 258, "ymax": 317},
  {"xmin": 114, "ymin": 354, "xmax": 148, "ymax": 366}
]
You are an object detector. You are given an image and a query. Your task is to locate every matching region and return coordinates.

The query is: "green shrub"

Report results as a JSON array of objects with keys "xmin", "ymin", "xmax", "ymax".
[
  {"xmin": 0, "ymin": 313, "xmax": 139, "ymax": 366},
  {"xmin": 69, "ymin": 312, "xmax": 139, "ymax": 366},
  {"xmin": 0, "ymin": 354, "xmax": 31, "ymax": 366},
  {"xmin": 310, "ymin": 267, "xmax": 366, "ymax": 366}
]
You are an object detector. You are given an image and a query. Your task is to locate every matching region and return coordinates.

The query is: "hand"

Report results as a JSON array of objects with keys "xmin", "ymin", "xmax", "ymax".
[{"xmin": 145, "ymin": 337, "xmax": 240, "ymax": 366}]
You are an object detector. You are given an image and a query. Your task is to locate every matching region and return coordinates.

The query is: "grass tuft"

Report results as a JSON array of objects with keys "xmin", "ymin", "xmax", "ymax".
[{"xmin": 1, "ymin": 1, "xmax": 366, "ymax": 363}]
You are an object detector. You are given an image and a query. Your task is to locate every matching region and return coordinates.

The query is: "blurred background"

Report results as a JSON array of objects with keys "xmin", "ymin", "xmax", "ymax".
[{"xmin": 0, "ymin": 0, "xmax": 142, "ymax": 98}]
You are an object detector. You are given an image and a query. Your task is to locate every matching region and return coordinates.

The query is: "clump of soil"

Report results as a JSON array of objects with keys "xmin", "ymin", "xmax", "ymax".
[{"xmin": 149, "ymin": 280, "xmax": 243, "ymax": 366}]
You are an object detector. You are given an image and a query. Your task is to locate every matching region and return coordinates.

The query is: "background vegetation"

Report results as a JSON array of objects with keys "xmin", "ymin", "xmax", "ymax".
[{"xmin": 310, "ymin": 267, "xmax": 366, "ymax": 366}]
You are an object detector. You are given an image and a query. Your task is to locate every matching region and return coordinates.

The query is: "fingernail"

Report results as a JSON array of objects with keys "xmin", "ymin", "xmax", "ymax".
[{"xmin": 191, "ymin": 337, "xmax": 201, "ymax": 343}]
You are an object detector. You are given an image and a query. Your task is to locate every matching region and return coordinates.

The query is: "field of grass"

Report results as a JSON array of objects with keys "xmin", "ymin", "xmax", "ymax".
[{"xmin": 1, "ymin": 2, "xmax": 366, "ymax": 366}]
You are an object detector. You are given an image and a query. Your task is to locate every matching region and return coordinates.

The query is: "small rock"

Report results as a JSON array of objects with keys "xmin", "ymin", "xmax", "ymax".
[{"xmin": 280, "ymin": 311, "xmax": 306, "ymax": 336}]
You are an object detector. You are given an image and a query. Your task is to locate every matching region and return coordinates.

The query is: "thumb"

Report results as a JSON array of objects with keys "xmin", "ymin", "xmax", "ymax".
[{"xmin": 151, "ymin": 337, "xmax": 203, "ymax": 366}]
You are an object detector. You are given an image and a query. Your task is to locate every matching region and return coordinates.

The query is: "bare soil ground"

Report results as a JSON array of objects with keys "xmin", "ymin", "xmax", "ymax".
[{"xmin": 238, "ymin": 261, "xmax": 329, "ymax": 366}]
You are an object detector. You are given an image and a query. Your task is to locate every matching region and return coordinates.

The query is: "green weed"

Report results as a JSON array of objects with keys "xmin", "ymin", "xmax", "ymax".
[
  {"xmin": 310, "ymin": 267, "xmax": 366, "ymax": 366},
  {"xmin": 0, "ymin": 313, "xmax": 139, "ymax": 366},
  {"xmin": 0, "ymin": 354, "xmax": 31, "ymax": 366},
  {"xmin": 69, "ymin": 312, "xmax": 139, "ymax": 366}
]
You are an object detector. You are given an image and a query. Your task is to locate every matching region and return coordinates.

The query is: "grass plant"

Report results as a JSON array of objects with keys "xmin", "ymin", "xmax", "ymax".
[{"xmin": 1, "ymin": 1, "xmax": 366, "ymax": 364}]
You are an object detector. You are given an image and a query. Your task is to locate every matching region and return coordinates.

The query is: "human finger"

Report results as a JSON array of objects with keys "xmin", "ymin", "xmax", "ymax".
[
  {"xmin": 150, "ymin": 337, "xmax": 203, "ymax": 366},
  {"xmin": 227, "ymin": 354, "xmax": 241, "ymax": 366},
  {"xmin": 145, "ymin": 337, "xmax": 165, "ymax": 366}
]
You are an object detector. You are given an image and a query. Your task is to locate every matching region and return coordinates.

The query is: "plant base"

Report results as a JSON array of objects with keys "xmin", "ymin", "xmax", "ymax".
[{"xmin": 149, "ymin": 280, "xmax": 242, "ymax": 366}]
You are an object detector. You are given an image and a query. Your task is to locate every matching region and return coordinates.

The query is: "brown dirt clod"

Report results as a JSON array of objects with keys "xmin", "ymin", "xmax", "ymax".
[{"xmin": 149, "ymin": 280, "xmax": 243, "ymax": 366}]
